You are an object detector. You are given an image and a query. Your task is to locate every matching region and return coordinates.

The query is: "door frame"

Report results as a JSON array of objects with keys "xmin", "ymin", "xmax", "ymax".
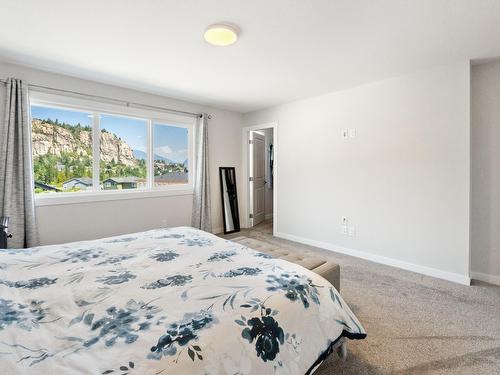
[{"xmin": 241, "ymin": 122, "xmax": 278, "ymax": 235}]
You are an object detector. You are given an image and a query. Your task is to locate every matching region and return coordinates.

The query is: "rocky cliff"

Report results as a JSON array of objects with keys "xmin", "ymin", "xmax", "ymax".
[{"xmin": 31, "ymin": 119, "xmax": 138, "ymax": 167}]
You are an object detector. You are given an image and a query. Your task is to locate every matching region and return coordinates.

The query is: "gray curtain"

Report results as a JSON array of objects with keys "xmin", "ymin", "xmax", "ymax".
[
  {"xmin": 191, "ymin": 113, "xmax": 212, "ymax": 232},
  {"xmin": 0, "ymin": 78, "xmax": 38, "ymax": 248}
]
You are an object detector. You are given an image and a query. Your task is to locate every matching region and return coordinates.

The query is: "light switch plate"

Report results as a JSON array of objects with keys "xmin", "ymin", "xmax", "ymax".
[
  {"xmin": 342, "ymin": 129, "xmax": 349, "ymax": 139},
  {"xmin": 349, "ymin": 128, "xmax": 356, "ymax": 138},
  {"xmin": 342, "ymin": 216, "xmax": 348, "ymax": 225}
]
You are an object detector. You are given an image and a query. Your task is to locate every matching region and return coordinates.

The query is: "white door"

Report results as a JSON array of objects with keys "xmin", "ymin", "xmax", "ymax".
[{"xmin": 250, "ymin": 131, "xmax": 266, "ymax": 226}]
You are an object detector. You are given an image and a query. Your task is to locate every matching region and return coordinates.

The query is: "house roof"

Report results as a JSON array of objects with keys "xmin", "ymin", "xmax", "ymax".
[
  {"xmin": 34, "ymin": 181, "xmax": 61, "ymax": 192},
  {"xmin": 63, "ymin": 177, "xmax": 93, "ymax": 185},
  {"xmin": 155, "ymin": 172, "xmax": 188, "ymax": 182}
]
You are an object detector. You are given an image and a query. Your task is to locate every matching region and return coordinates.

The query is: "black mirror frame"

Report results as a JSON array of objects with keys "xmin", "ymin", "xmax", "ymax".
[{"xmin": 219, "ymin": 167, "xmax": 241, "ymax": 234}]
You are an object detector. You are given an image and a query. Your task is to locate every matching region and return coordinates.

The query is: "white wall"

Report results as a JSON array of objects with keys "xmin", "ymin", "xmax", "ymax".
[
  {"xmin": 470, "ymin": 61, "xmax": 500, "ymax": 286},
  {"xmin": 244, "ymin": 62, "xmax": 471, "ymax": 284},
  {"xmin": 0, "ymin": 62, "xmax": 244, "ymax": 244}
]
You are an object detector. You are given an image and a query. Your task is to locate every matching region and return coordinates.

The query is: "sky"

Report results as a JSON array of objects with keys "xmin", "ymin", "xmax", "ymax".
[
  {"xmin": 31, "ymin": 105, "xmax": 92, "ymax": 126},
  {"xmin": 153, "ymin": 124, "xmax": 188, "ymax": 163},
  {"xmin": 100, "ymin": 114, "xmax": 147, "ymax": 152},
  {"xmin": 31, "ymin": 105, "xmax": 188, "ymax": 163}
]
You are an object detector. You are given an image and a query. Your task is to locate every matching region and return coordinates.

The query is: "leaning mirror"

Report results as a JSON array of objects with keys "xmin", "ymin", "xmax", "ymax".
[{"xmin": 219, "ymin": 167, "xmax": 240, "ymax": 234}]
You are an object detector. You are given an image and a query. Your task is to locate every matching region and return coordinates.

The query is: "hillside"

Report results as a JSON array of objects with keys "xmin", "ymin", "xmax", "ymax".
[
  {"xmin": 31, "ymin": 119, "xmax": 148, "ymax": 191},
  {"xmin": 32, "ymin": 119, "xmax": 138, "ymax": 167}
]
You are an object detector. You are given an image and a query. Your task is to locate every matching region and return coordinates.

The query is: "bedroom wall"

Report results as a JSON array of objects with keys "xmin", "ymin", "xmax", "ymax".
[
  {"xmin": 0, "ymin": 62, "xmax": 244, "ymax": 245},
  {"xmin": 470, "ymin": 60, "xmax": 500, "ymax": 286},
  {"xmin": 244, "ymin": 62, "xmax": 471, "ymax": 284}
]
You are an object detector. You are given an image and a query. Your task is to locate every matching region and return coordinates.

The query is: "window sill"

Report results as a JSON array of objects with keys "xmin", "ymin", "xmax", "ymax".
[{"xmin": 34, "ymin": 188, "xmax": 194, "ymax": 207}]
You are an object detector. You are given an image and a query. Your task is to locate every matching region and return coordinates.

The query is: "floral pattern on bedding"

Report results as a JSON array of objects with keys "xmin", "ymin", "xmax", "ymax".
[{"xmin": 0, "ymin": 227, "xmax": 365, "ymax": 374}]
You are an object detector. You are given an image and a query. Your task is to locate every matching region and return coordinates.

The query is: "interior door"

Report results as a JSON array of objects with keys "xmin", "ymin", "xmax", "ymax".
[{"xmin": 250, "ymin": 131, "xmax": 266, "ymax": 226}]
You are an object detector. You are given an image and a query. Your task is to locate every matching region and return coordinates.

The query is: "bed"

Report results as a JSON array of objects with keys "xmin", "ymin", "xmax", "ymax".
[{"xmin": 0, "ymin": 227, "xmax": 366, "ymax": 374}]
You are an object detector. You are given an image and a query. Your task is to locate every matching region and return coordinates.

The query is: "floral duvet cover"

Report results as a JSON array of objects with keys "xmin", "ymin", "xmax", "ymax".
[{"xmin": 0, "ymin": 227, "xmax": 365, "ymax": 374}]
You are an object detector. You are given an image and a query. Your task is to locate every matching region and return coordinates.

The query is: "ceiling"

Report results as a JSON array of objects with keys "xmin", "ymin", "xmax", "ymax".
[{"xmin": 1, "ymin": 0, "xmax": 500, "ymax": 113}]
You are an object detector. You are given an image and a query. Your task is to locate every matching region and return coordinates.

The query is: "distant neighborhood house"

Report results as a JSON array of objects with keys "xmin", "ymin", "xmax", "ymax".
[
  {"xmin": 62, "ymin": 177, "xmax": 93, "ymax": 191},
  {"xmin": 103, "ymin": 177, "xmax": 146, "ymax": 190}
]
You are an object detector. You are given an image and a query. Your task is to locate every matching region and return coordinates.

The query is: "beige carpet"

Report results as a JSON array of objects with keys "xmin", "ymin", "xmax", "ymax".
[{"xmin": 223, "ymin": 221, "xmax": 500, "ymax": 374}]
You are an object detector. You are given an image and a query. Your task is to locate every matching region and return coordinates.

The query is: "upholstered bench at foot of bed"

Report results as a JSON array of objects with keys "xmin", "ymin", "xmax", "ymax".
[
  {"xmin": 312, "ymin": 262, "xmax": 341, "ymax": 292},
  {"xmin": 231, "ymin": 237, "xmax": 341, "ymax": 292}
]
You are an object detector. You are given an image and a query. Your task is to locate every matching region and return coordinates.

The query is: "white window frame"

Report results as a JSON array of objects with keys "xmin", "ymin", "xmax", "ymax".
[{"xmin": 30, "ymin": 91, "xmax": 195, "ymax": 206}]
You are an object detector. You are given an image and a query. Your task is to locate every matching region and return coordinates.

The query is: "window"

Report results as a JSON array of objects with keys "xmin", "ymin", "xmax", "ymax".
[
  {"xmin": 30, "ymin": 94, "xmax": 194, "ymax": 199},
  {"xmin": 31, "ymin": 105, "xmax": 93, "ymax": 194},
  {"xmin": 153, "ymin": 123, "xmax": 189, "ymax": 186},
  {"xmin": 99, "ymin": 114, "xmax": 147, "ymax": 190}
]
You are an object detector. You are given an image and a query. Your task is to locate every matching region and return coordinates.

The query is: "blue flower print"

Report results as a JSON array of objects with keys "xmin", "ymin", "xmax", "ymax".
[
  {"xmin": 207, "ymin": 251, "xmax": 237, "ymax": 262},
  {"xmin": 64, "ymin": 299, "xmax": 162, "ymax": 348},
  {"xmin": 266, "ymin": 273, "xmax": 320, "ymax": 308},
  {"xmin": 97, "ymin": 271, "xmax": 136, "ymax": 285},
  {"xmin": 142, "ymin": 275, "xmax": 193, "ymax": 289},
  {"xmin": 222, "ymin": 267, "xmax": 262, "ymax": 278},
  {"xmin": 149, "ymin": 310, "xmax": 216, "ymax": 360},
  {"xmin": 0, "ymin": 299, "xmax": 49, "ymax": 331},
  {"xmin": 150, "ymin": 251, "xmax": 179, "ymax": 262},
  {"xmin": 1, "ymin": 277, "xmax": 57, "ymax": 289},
  {"xmin": 60, "ymin": 247, "xmax": 107, "ymax": 263},
  {"xmin": 179, "ymin": 237, "xmax": 213, "ymax": 247},
  {"xmin": 239, "ymin": 305, "xmax": 285, "ymax": 362}
]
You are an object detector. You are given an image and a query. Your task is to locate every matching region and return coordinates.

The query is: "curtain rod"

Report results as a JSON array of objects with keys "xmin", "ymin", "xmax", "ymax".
[{"xmin": 0, "ymin": 78, "xmax": 211, "ymax": 119}]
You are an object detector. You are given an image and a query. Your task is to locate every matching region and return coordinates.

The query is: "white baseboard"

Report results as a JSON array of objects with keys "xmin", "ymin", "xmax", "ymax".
[
  {"xmin": 265, "ymin": 213, "xmax": 274, "ymax": 220},
  {"xmin": 471, "ymin": 271, "xmax": 500, "ymax": 286},
  {"xmin": 275, "ymin": 231, "xmax": 471, "ymax": 286}
]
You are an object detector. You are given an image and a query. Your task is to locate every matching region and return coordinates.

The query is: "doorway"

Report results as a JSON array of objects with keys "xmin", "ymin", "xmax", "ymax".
[{"xmin": 244, "ymin": 124, "xmax": 276, "ymax": 235}]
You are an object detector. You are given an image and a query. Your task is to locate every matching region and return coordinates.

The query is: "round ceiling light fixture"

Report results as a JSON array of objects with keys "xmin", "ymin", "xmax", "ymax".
[{"xmin": 204, "ymin": 23, "xmax": 239, "ymax": 46}]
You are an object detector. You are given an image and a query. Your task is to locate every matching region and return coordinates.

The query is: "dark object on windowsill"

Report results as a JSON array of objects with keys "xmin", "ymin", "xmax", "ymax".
[{"xmin": 1, "ymin": 216, "xmax": 12, "ymax": 249}]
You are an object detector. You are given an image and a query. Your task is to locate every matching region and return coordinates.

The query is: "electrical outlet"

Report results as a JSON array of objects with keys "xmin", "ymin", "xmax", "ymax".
[
  {"xmin": 341, "ymin": 225, "xmax": 348, "ymax": 235},
  {"xmin": 342, "ymin": 216, "xmax": 348, "ymax": 225},
  {"xmin": 348, "ymin": 225, "xmax": 356, "ymax": 237},
  {"xmin": 161, "ymin": 219, "xmax": 168, "ymax": 227}
]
